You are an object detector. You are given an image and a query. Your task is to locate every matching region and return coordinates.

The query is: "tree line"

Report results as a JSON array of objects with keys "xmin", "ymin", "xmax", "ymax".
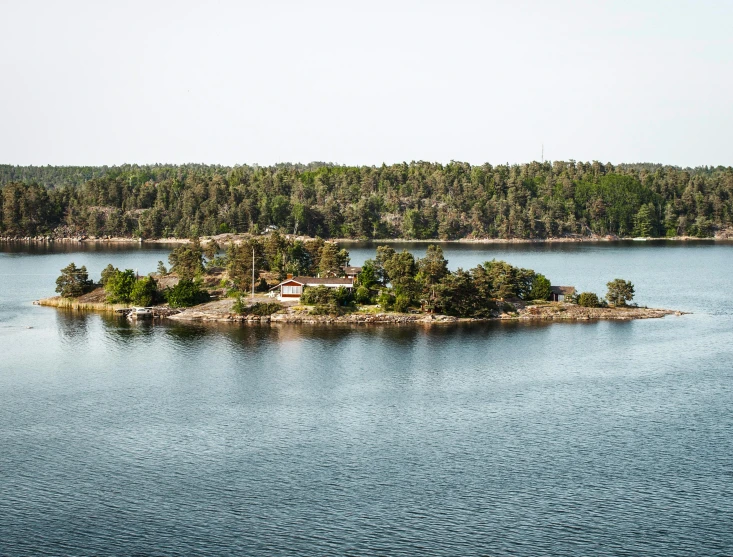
[{"xmin": 14, "ymin": 161, "xmax": 731, "ymax": 240}]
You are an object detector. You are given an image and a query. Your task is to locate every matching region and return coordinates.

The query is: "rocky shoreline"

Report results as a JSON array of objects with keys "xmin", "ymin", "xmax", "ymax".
[
  {"xmin": 34, "ymin": 294, "xmax": 684, "ymax": 325},
  {"xmin": 4, "ymin": 231, "xmax": 733, "ymax": 245}
]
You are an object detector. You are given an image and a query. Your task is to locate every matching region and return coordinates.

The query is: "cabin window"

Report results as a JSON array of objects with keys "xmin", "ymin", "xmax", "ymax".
[{"xmin": 282, "ymin": 285, "xmax": 302, "ymax": 295}]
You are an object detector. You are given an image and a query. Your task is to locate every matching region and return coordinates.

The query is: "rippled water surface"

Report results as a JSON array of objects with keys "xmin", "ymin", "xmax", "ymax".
[{"xmin": 1, "ymin": 241, "xmax": 732, "ymax": 556}]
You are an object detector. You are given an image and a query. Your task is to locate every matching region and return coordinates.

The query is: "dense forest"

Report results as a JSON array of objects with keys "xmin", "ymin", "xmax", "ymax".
[{"xmin": 2, "ymin": 161, "xmax": 732, "ymax": 239}]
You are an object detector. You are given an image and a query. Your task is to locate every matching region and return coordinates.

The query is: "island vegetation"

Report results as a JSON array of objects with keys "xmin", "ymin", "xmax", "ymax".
[
  {"xmin": 2, "ymin": 161, "xmax": 732, "ymax": 241},
  {"xmin": 40, "ymin": 236, "xmax": 678, "ymax": 324}
]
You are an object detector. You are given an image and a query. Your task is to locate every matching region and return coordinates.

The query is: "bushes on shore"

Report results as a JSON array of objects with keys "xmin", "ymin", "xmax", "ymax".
[
  {"xmin": 233, "ymin": 300, "xmax": 283, "ymax": 316},
  {"xmin": 301, "ymin": 285, "xmax": 355, "ymax": 316},
  {"xmin": 577, "ymin": 292, "xmax": 603, "ymax": 308},
  {"xmin": 130, "ymin": 276, "xmax": 158, "ymax": 306},
  {"xmin": 104, "ymin": 268, "xmax": 136, "ymax": 303},
  {"xmin": 165, "ymin": 279, "xmax": 209, "ymax": 308}
]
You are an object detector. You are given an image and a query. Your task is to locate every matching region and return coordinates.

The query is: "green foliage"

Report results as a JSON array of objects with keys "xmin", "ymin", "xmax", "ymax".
[
  {"xmin": 318, "ymin": 242, "xmax": 348, "ymax": 276},
  {"xmin": 577, "ymin": 291, "xmax": 602, "ymax": 308},
  {"xmin": 357, "ymin": 260, "xmax": 378, "ymax": 288},
  {"xmin": 404, "ymin": 208, "xmax": 437, "ymax": 239},
  {"xmin": 355, "ymin": 285, "xmax": 373, "ymax": 304},
  {"xmin": 55, "ymin": 263, "xmax": 94, "ymax": 298},
  {"xmin": 130, "ymin": 276, "xmax": 158, "ymax": 306},
  {"xmin": 393, "ymin": 294, "xmax": 411, "ymax": 313},
  {"xmin": 357, "ymin": 252, "xmax": 549, "ymax": 318},
  {"xmin": 203, "ymin": 239, "xmax": 220, "ymax": 262},
  {"xmin": 302, "ymin": 286, "xmax": 354, "ymax": 315},
  {"xmin": 416, "ymin": 244, "xmax": 449, "ymax": 311},
  {"xmin": 376, "ymin": 289, "xmax": 396, "ymax": 310},
  {"xmin": 2, "ymin": 162, "xmax": 732, "ymax": 240},
  {"xmin": 232, "ymin": 296, "xmax": 246, "ymax": 314},
  {"xmin": 435, "ymin": 269, "xmax": 489, "ymax": 317},
  {"xmin": 168, "ymin": 239, "xmax": 204, "ymax": 280},
  {"xmin": 309, "ymin": 303, "xmax": 349, "ymax": 316},
  {"xmin": 165, "ymin": 279, "xmax": 209, "ymax": 308},
  {"xmin": 417, "ymin": 245, "xmax": 449, "ymax": 286},
  {"xmin": 233, "ymin": 299, "xmax": 283, "ymax": 316},
  {"xmin": 528, "ymin": 274, "xmax": 552, "ymax": 301},
  {"xmin": 472, "ymin": 259, "xmax": 536, "ymax": 300},
  {"xmin": 104, "ymin": 269, "xmax": 136, "ymax": 303},
  {"xmin": 226, "ymin": 241, "xmax": 265, "ymax": 292},
  {"xmin": 100, "ymin": 263, "xmax": 116, "ymax": 286},
  {"xmin": 383, "ymin": 250, "xmax": 417, "ymax": 289},
  {"xmin": 371, "ymin": 246, "xmax": 396, "ymax": 285},
  {"xmin": 156, "ymin": 260, "xmax": 168, "ymax": 275},
  {"xmin": 256, "ymin": 277, "xmax": 269, "ymax": 292},
  {"xmin": 250, "ymin": 302, "xmax": 283, "ymax": 315},
  {"xmin": 606, "ymin": 279, "xmax": 635, "ymax": 306},
  {"xmin": 300, "ymin": 285, "xmax": 354, "ymax": 307},
  {"xmin": 633, "ymin": 204, "xmax": 655, "ymax": 237}
]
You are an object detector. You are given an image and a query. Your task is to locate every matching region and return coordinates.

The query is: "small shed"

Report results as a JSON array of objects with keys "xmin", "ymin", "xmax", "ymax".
[{"xmin": 550, "ymin": 286, "xmax": 576, "ymax": 302}]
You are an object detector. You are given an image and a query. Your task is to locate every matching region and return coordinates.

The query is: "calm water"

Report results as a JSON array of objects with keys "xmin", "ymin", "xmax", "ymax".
[{"xmin": 1, "ymin": 241, "xmax": 732, "ymax": 556}]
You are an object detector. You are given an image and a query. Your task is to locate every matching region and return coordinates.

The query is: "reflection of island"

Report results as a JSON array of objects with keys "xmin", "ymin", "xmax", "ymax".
[
  {"xmin": 55, "ymin": 309, "xmax": 91, "ymax": 342},
  {"xmin": 36, "ymin": 241, "xmax": 685, "ymax": 326}
]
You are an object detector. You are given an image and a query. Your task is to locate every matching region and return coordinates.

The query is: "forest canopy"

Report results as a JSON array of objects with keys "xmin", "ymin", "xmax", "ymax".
[{"xmin": 2, "ymin": 161, "xmax": 732, "ymax": 240}]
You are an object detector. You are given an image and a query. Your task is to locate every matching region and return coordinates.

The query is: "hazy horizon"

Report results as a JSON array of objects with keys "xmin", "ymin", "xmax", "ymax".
[
  {"xmin": 2, "ymin": 0, "xmax": 732, "ymax": 168},
  {"xmin": 1, "ymin": 159, "xmax": 730, "ymax": 171}
]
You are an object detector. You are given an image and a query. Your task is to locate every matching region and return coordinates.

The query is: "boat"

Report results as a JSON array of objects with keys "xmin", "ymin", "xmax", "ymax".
[{"xmin": 127, "ymin": 307, "xmax": 153, "ymax": 319}]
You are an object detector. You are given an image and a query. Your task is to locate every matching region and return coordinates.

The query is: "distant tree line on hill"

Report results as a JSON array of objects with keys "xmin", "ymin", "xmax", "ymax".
[{"xmin": 4, "ymin": 161, "xmax": 732, "ymax": 239}]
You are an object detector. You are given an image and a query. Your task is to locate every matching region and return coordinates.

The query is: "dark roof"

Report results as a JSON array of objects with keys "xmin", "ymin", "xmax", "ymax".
[
  {"xmin": 276, "ymin": 276, "xmax": 354, "ymax": 287},
  {"xmin": 343, "ymin": 266, "xmax": 362, "ymax": 274},
  {"xmin": 551, "ymin": 286, "xmax": 576, "ymax": 295}
]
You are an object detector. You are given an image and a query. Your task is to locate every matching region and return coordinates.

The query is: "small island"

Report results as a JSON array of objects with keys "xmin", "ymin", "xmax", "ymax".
[{"xmin": 35, "ymin": 234, "xmax": 682, "ymax": 325}]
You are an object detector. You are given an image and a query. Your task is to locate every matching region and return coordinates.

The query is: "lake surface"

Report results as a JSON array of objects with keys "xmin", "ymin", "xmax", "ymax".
[{"xmin": 1, "ymin": 240, "xmax": 732, "ymax": 556}]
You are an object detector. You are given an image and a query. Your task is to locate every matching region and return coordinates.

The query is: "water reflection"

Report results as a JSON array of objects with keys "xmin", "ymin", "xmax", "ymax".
[
  {"xmin": 97, "ymin": 313, "xmax": 157, "ymax": 344},
  {"xmin": 55, "ymin": 309, "xmax": 90, "ymax": 342},
  {"xmin": 0, "ymin": 241, "xmax": 180, "ymax": 256}
]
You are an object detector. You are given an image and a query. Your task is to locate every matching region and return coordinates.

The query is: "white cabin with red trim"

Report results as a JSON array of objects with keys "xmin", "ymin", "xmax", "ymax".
[{"xmin": 270, "ymin": 275, "xmax": 354, "ymax": 301}]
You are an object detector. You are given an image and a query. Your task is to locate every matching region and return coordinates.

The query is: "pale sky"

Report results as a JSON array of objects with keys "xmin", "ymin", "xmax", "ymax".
[{"xmin": 1, "ymin": 0, "xmax": 731, "ymax": 167}]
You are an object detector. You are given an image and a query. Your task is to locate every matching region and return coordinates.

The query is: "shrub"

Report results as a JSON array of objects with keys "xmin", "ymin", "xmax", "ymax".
[
  {"xmin": 300, "ymin": 285, "xmax": 333, "ymax": 305},
  {"xmin": 309, "ymin": 302, "xmax": 347, "ymax": 316},
  {"xmin": 165, "ymin": 279, "xmax": 209, "ymax": 308},
  {"xmin": 355, "ymin": 285, "xmax": 373, "ymax": 304},
  {"xmin": 256, "ymin": 277, "xmax": 269, "ymax": 292},
  {"xmin": 376, "ymin": 289, "xmax": 395, "ymax": 310},
  {"xmin": 104, "ymin": 269, "xmax": 136, "ymax": 303},
  {"xmin": 234, "ymin": 300, "xmax": 283, "ymax": 316},
  {"xmin": 501, "ymin": 302, "xmax": 516, "ymax": 313},
  {"xmin": 130, "ymin": 276, "xmax": 158, "ymax": 306},
  {"xmin": 393, "ymin": 293, "xmax": 411, "ymax": 313},
  {"xmin": 577, "ymin": 292, "xmax": 602, "ymax": 308},
  {"xmin": 301, "ymin": 285, "xmax": 354, "ymax": 307}
]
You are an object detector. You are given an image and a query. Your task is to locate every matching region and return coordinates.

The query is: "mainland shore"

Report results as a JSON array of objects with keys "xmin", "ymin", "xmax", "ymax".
[{"xmin": 3, "ymin": 230, "xmax": 733, "ymax": 246}]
